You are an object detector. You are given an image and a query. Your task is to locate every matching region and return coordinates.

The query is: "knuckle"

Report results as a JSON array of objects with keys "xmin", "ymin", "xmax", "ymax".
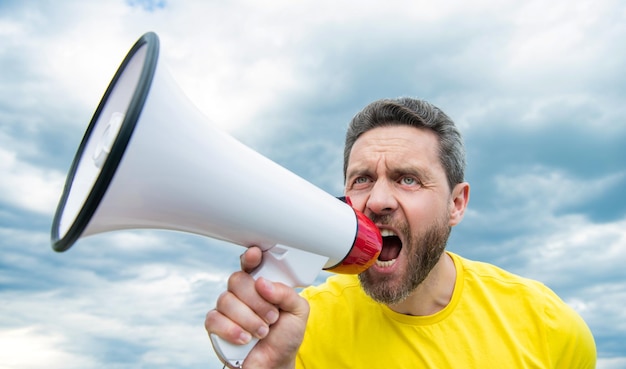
[
  {"xmin": 227, "ymin": 271, "xmax": 250, "ymax": 290},
  {"xmin": 204, "ymin": 309, "xmax": 221, "ymax": 332},
  {"xmin": 215, "ymin": 291, "xmax": 234, "ymax": 312}
]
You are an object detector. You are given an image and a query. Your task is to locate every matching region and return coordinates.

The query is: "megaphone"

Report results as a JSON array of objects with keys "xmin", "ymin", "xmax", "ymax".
[{"xmin": 51, "ymin": 32, "xmax": 381, "ymax": 368}]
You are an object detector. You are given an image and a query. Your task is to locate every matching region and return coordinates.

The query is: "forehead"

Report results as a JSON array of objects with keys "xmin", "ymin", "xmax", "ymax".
[{"xmin": 347, "ymin": 125, "xmax": 443, "ymax": 173}]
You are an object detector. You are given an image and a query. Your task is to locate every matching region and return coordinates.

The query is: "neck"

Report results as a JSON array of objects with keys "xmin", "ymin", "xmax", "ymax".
[{"xmin": 388, "ymin": 252, "xmax": 457, "ymax": 316}]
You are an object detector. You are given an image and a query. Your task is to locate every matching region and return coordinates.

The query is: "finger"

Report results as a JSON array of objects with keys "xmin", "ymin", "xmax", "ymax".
[
  {"xmin": 242, "ymin": 278, "xmax": 309, "ymax": 369},
  {"xmin": 240, "ymin": 247, "xmax": 263, "ymax": 273},
  {"xmin": 255, "ymin": 277, "xmax": 309, "ymax": 317},
  {"xmin": 205, "ymin": 308, "xmax": 252, "ymax": 345},
  {"xmin": 224, "ymin": 272, "xmax": 279, "ymax": 334},
  {"xmin": 216, "ymin": 289, "xmax": 272, "ymax": 340},
  {"xmin": 228, "ymin": 271, "xmax": 279, "ymax": 323}
]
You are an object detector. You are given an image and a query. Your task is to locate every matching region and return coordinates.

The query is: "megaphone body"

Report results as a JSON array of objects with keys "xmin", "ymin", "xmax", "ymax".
[{"xmin": 51, "ymin": 32, "xmax": 381, "ymax": 368}]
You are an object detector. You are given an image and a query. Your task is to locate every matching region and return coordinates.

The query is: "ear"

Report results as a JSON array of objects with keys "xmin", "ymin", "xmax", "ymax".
[{"xmin": 449, "ymin": 182, "xmax": 470, "ymax": 227}]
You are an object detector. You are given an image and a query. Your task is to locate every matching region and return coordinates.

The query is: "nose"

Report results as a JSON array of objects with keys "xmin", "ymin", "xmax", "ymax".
[{"xmin": 366, "ymin": 179, "xmax": 397, "ymax": 216}]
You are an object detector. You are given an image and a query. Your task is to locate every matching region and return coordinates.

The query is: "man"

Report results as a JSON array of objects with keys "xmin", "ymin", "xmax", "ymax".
[{"xmin": 205, "ymin": 97, "xmax": 596, "ymax": 368}]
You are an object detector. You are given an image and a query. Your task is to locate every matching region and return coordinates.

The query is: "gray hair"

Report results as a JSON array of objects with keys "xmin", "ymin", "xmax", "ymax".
[{"xmin": 343, "ymin": 97, "xmax": 466, "ymax": 190}]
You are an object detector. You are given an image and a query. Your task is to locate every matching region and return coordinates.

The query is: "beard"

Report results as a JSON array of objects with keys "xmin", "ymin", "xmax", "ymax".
[{"xmin": 358, "ymin": 212, "xmax": 451, "ymax": 305}]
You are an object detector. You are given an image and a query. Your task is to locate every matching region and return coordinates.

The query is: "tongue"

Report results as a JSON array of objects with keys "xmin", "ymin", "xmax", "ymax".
[{"xmin": 379, "ymin": 237, "xmax": 402, "ymax": 261}]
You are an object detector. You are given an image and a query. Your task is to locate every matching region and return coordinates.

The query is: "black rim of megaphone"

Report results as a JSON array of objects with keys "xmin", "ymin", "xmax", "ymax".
[{"xmin": 51, "ymin": 32, "xmax": 160, "ymax": 252}]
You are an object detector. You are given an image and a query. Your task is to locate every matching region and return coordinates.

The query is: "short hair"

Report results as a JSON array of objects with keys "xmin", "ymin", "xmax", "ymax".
[{"xmin": 343, "ymin": 97, "xmax": 465, "ymax": 190}]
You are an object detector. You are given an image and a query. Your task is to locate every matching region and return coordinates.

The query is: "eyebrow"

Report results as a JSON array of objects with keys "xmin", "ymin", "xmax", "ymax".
[
  {"xmin": 345, "ymin": 167, "xmax": 371, "ymax": 181},
  {"xmin": 346, "ymin": 163, "xmax": 435, "ymax": 183},
  {"xmin": 390, "ymin": 165, "xmax": 434, "ymax": 182}
]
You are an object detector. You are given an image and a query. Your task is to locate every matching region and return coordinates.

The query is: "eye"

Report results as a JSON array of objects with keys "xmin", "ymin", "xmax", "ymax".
[
  {"xmin": 399, "ymin": 176, "xmax": 420, "ymax": 187},
  {"xmin": 350, "ymin": 176, "xmax": 372, "ymax": 190}
]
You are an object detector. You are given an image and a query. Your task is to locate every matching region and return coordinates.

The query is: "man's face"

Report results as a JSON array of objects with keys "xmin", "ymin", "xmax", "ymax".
[{"xmin": 344, "ymin": 125, "xmax": 456, "ymax": 304}]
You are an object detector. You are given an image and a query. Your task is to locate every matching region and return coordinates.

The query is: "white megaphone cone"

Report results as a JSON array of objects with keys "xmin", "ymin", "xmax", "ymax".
[{"xmin": 51, "ymin": 32, "xmax": 381, "ymax": 368}]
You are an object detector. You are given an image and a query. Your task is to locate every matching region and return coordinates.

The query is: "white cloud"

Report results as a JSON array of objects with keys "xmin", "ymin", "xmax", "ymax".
[
  {"xmin": 0, "ymin": 147, "xmax": 66, "ymax": 215},
  {"xmin": 0, "ymin": 288, "xmax": 220, "ymax": 368},
  {"xmin": 598, "ymin": 357, "xmax": 626, "ymax": 369},
  {"xmin": 494, "ymin": 166, "xmax": 624, "ymax": 213},
  {"xmin": 0, "ymin": 326, "xmax": 95, "ymax": 369},
  {"xmin": 463, "ymin": 167, "xmax": 624, "ymax": 240},
  {"xmin": 520, "ymin": 216, "xmax": 626, "ymax": 287},
  {"xmin": 502, "ymin": 0, "xmax": 624, "ymax": 97},
  {"xmin": 508, "ymin": 0, "xmax": 600, "ymax": 68},
  {"xmin": 0, "ymin": 234, "xmax": 235, "ymax": 368}
]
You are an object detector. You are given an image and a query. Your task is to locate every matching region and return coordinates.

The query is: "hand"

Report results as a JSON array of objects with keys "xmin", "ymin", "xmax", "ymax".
[{"xmin": 205, "ymin": 246, "xmax": 310, "ymax": 369}]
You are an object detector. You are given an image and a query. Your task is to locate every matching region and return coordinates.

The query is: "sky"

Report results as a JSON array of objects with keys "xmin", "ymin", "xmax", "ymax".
[{"xmin": 1, "ymin": 0, "xmax": 625, "ymax": 368}]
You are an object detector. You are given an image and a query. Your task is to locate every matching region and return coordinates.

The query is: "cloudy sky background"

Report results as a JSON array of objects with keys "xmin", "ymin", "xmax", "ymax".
[{"xmin": 1, "ymin": 0, "xmax": 625, "ymax": 368}]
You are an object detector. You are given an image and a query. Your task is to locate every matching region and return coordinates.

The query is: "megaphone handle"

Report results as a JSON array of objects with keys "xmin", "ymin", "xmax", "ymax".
[
  {"xmin": 210, "ymin": 334, "xmax": 257, "ymax": 369},
  {"xmin": 211, "ymin": 245, "xmax": 329, "ymax": 368}
]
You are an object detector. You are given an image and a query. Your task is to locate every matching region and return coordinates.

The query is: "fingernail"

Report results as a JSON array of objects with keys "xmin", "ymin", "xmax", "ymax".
[
  {"xmin": 258, "ymin": 277, "xmax": 274, "ymax": 293},
  {"xmin": 266, "ymin": 310, "xmax": 279, "ymax": 325},
  {"xmin": 238, "ymin": 331, "xmax": 252, "ymax": 343},
  {"xmin": 256, "ymin": 325, "xmax": 269, "ymax": 338}
]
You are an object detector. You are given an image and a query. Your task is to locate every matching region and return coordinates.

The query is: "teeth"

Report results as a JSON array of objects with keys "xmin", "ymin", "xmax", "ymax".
[
  {"xmin": 376, "ymin": 259, "xmax": 396, "ymax": 268},
  {"xmin": 377, "ymin": 229, "xmax": 399, "ymax": 269}
]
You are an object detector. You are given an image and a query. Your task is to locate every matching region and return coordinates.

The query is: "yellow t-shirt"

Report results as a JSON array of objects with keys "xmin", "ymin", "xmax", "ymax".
[{"xmin": 297, "ymin": 252, "xmax": 596, "ymax": 369}]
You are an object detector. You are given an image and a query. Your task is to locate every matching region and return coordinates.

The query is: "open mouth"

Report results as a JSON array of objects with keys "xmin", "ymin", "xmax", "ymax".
[{"xmin": 377, "ymin": 229, "xmax": 402, "ymax": 267}]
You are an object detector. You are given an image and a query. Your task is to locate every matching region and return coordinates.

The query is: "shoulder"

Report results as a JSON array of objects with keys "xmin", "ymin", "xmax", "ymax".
[
  {"xmin": 451, "ymin": 252, "xmax": 597, "ymax": 368},
  {"xmin": 452, "ymin": 251, "xmax": 579, "ymax": 316},
  {"xmin": 452, "ymin": 252, "xmax": 564, "ymax": 304}
]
